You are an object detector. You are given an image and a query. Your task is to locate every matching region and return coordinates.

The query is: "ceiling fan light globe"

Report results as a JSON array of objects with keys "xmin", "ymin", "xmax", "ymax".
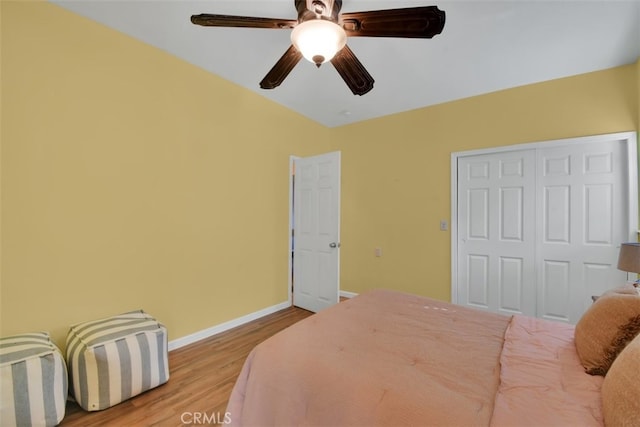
[{"xmin": 291, "ymin": 19, "xmax": 347, "ymax": 65}]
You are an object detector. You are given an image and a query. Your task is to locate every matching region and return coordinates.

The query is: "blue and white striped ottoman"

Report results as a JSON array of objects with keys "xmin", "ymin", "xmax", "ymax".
[
  {"xmin": 66, "ymin": 310, "xmax": 169, "ymax": 411},
  {"xmin": 0, "ymin": 332, "xmax": 68, "ymax": 426}
]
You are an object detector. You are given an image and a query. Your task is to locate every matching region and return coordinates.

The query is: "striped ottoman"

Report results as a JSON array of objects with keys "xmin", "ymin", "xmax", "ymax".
[
  {"xmin": 66, "ymin": 310, "xmax": 169, "ymax": 411},
  {"xmin": 0, "ymin": 332, "xmax": 68, "ymax": 426}
]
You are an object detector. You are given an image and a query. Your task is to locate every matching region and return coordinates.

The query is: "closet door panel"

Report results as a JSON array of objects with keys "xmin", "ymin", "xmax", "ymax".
[
  {"xmin": 457, "ymin": 150, "xmax": 536, "ymax": 316},
  {"xmin": 536, "ymin": 140, "xmax": 628, "ymax": 323}
]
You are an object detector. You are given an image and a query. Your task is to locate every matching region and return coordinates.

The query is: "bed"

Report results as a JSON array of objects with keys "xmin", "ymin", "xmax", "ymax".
[{"xmin": 226, "ymin": 288, "xmax": 640, "ymax": 426}]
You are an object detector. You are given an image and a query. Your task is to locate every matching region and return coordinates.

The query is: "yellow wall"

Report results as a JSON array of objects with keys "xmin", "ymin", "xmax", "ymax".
[
  {"xmin": 0, "ymin": 2, "xmax": 3, "ymax": 323},
  {"xmin": 1, "ymin": 1, "xmax": 638, "ymax": 349},
  {"xmin": 330, "ymin": 64, "xmax": 638, "ymax": 301},
  {"xmin": 1, "ymin": 2, "xmax": 328, "ymax": 348}
]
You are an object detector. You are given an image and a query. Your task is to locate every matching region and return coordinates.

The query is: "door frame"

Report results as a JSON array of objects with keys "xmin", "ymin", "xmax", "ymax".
[
  {"xmin": 450, "ymin": 131, "xmax": 638, "ymax": 304},
  {"xmin": 287, "ymin": 155, "xmax": 299, "ymax": 306}
]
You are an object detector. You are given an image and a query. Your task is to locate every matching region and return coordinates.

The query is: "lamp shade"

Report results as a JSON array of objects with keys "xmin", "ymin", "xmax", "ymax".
[
  {"xmin": 291, "ymin": 19, "xmax": 346, "ymax": 66},
  {"xmin": 617, "ymin": 243, "xmax": 640, "ymax": 273}
]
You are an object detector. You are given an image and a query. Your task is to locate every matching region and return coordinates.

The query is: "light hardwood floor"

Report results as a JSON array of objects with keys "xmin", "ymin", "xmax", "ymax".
[{"xmin": 61, "ymin": 305, "xmax": 314, "ymax": 426}]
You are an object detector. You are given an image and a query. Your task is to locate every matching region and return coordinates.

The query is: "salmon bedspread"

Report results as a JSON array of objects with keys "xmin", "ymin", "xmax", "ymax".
[
  {"xmin": 490, "ymin": 315, "xmax": 604, "ymax": 426},
  {"xmin": 226, "ymin": 290, "xmax": 604, "ymax": 426}
]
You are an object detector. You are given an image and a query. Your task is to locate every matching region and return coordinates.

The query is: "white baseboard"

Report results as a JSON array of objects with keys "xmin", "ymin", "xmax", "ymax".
[
  {"xmin": 168, "ymin": 301, "xmax": 291, "ymax": 351},
  {"xmin": 340, "ymin": 290, "xmax": 358, "ymax": 299}
]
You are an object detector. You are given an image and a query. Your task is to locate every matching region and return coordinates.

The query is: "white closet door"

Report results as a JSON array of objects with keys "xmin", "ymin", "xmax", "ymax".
[
  {"xmin": 536, "ymin": 140, "xmax": 628, "ymax": 323},
  {"xmin": 457, "ymin": 150, "xmax": 537, "ymax": 316},
  {"xmin": 455, "ymin": 134, "xmax": 634, "ymax": 324}
]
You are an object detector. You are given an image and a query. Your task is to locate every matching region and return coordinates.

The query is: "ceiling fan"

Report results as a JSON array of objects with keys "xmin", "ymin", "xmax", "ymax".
[{"xmin": 191, "ymin": 0, "xmax": 445, "ymax": 96}]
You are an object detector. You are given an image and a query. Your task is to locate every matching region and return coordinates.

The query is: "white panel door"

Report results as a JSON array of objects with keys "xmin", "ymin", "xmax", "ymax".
[
  {"xmin": 536, "ymin": 140, "xmax": 628, "ymax": 323},
  {"xmin": 455, "ymin": 134, "xmax": 635, "ymax": 324},
  {"xmin": 457, "ymin": 150, "xmax": 537, "ymax": 316},
  {"xmin": 293, "ymin": 151, "xmax": 340, "ymax": 312}
]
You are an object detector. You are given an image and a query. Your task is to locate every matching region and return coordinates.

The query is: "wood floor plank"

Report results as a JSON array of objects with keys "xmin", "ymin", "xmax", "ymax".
[{"xmin": 61, "ymin": 305, "xmax": 314, "ymax": 426}]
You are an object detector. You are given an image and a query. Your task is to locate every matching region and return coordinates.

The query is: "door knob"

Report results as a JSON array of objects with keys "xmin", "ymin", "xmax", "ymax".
[{"xmin": 329, "ymin": 242, "xmax": 341, "ymax": 248}]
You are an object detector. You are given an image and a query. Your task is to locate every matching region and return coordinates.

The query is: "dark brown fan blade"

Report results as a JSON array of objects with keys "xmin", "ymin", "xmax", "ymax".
[
  {"xmin": 341, "ymin": 6, "xmax": 445, "ymax": 38},
  {"xmin": 260, "ymin": 45, "xmax": 303, "ymax": 90},
  {"xmin": 191, "ymin": 14, "xmax": 296, "ymax": 30},
  {"xmin": 330, "ymin": 45, "xmax": 374, "ymax": 96}
]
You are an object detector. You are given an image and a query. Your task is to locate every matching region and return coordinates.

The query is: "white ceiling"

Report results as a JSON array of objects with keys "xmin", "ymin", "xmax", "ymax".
[{"xmin": 52, "ymin": 0, "xmax": 640, "ymax": 128}]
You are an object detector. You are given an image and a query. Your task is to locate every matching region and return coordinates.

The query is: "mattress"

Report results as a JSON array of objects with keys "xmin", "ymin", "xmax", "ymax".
[
  {"xmin": 226, "ymin": 289, "xmax": 604, "ymax": 426},
  {"xmin": 228, "ymin": 289, "xmax": 509, "ymax": 425}
]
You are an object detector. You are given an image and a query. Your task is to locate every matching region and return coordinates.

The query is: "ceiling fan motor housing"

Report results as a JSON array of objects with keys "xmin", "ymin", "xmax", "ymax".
[{"xmin": 296, "ymin": 0, "xmax": 342, "ymax": 22}]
